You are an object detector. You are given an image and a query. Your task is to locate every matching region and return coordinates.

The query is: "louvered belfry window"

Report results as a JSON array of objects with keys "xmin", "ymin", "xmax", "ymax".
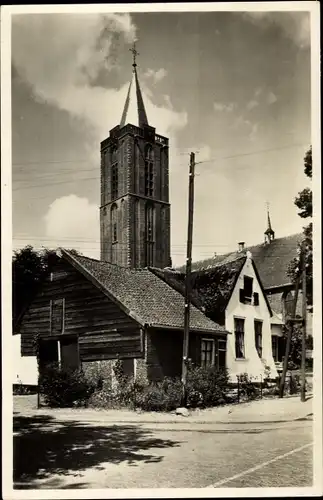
[
  {"xmin": 111, "ymin": 147, "xmax": 118, "ymax": 200},
  {"xmin": 111, "ymin": 204, "xmax": 118, "ymax": 243},
  {"xmin": 144, "ymin": 145, "xmax": 154, "ymax": 197},
  {"xmin": 145, "ymin": 204, "xmax": 154, "ymax": 266}
]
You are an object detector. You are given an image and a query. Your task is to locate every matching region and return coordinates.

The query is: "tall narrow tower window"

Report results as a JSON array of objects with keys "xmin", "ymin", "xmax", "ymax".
[
  {"xmin": 145, "ymin": 145, "xmax": 154, "ymax": 197},
  {"xmin": 111, "ymin": 147, "xmax": 118, "ymax": 200},
  {"xmin": 111, "ymin": 204, "xmax": 118, "ymax": 243},
  {"xmin": 145, "ymin": 203, "xmax": 155, "ymax": 266}
]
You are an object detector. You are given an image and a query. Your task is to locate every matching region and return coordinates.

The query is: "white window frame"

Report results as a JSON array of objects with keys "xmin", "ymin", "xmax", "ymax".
[
  {"xmin": 201, "ymin": 338, "xmax": 215, "ymax": 367},
  {"xmin": 234, "ymin": 316, "xmax": 246, "ymax": 359},
  {"xmin": 254, "ymin": 319, "xmax": 263, "ymax": 358}
]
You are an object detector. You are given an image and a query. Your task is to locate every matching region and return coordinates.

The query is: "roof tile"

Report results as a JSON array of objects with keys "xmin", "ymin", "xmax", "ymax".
[
  {"xmin": 63, "ymin": 251, "xmax": 225, "ymax": 334},
  {"xmin": 178, "ymin": 234, "xmax": 302, "ymax": 289}
]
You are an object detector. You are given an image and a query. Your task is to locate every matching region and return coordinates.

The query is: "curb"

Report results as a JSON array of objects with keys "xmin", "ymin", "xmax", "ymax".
[{"xmin": 15, "ymin": 411, "xmax": 313, "ymax": 426}]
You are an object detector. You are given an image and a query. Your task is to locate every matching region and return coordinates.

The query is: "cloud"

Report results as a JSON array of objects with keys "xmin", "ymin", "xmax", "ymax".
[
  {"xmin": 144, "ymin": 68, "xmax": 168, "ymax": 83},
  {"xmin": 213, "ymin": 101, "xmax": 235, "ymax": 113},
  {"xmin": 246, "ymin": 99, "xmax": 259, "ymax": 111},
  {"xmin": 267, "ymin": 91, "xmax": 277, "ymax": 105},
  {"xmin": 232, "ymin": 115, "xmax": 259, "ymax": 142},
  {"xmin": 243, "ymin": 12, "xmax": 310, "ymax": 49},
  {"xmin": 44, "ymin": 194, "xmax": 100, "ymax": 258},
  {"xmin": 12, "ymin": 14, "xmax": 187, "ymax": 143}
]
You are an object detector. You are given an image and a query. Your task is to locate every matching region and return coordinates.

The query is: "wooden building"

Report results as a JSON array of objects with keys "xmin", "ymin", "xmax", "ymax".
[{"xmin": 16, "ymin": 249, "xmax": 228, "ymax": 382}]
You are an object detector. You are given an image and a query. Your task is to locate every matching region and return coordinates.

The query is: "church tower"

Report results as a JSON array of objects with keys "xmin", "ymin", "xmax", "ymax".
[
  {"xmin": 100, "ymin": 43, "xmax": 171, "ymax": 268},
  {"xmin": 264, "ymin": 205, "xmax": 275, "ymax": 244}
]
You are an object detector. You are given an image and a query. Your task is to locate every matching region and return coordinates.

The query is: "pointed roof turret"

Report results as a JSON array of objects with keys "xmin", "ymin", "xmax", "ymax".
[
  {"xmin": 264, "ymin": 203, "xmax": 275, "ymax": 243},
  {"xmin": 120, "ymin": 41, "xmax": 149, "ymax": 129}
]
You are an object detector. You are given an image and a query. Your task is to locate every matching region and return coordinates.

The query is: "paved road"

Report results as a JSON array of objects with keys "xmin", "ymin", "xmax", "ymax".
[{"xmin": 13, "ymin": 412, "xmax": 312, "ymax": 490}]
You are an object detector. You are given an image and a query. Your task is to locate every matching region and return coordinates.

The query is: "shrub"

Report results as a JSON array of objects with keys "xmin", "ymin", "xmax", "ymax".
[
  {"xmin": 237, "ymin": 373, "xmax": 260, "ymax": 401},
  {"xmin": 186, "ymin": 366, "xmax": 230, "ymax": 408},
  {"xmin": 289, "ymin": 373, "xmax": 300, "ymax": 395},
  {"xmin": 39, "ymin": 363, "xmax": 96, "ymax": 408},
  {"xmin": 134, "ymin": 377, "xmax": 182, "ymax": 412}
]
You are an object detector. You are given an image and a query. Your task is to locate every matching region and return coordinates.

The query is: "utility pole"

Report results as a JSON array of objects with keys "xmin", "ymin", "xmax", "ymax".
[
  {"xmin": 279, "ymin": 271, "xmax": 301, "ymax": 398},
  {"xmin": 182, "ymin": 152, "xmax": 195, "ymax": 403},
  {"xmin": 301, "ymin": 242, "xmax": 307, "ymax": 402}
]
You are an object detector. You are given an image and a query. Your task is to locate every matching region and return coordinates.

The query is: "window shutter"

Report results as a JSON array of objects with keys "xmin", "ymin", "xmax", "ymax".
[
  {"xmin": 239, "ymin": 288, "xmax": 245, "ymax": 303},
  {"xmin": 253, "ymin": 292, "xmax": 259, "ymax": 306}
]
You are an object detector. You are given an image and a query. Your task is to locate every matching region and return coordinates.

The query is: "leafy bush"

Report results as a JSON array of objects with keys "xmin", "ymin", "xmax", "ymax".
[
  {"xmin": 186, "ymin": 366, "xmax": 230, "ymax": 408},
  {"xmin": 39, "ymin": 363, "xmax": 96, "ymax": 408},
  {"xmin": 288, "ymin": 373, "xmax": 300, "ymax": 395},
  {"xmin": 237, "ymin": 373, "xmax": 260, "ymax": 401},
  {"xmin": 88, "ymin": 375, "xmax": 182, "ymax": 412},
  {"xmin": 134, "ymin": 377, "xmax": 182, "ymax": 412}
]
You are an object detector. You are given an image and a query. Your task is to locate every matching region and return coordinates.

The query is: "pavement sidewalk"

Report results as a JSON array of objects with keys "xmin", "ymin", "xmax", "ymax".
[{"xmin": 14, "ymin": 393, "xmax": 313, "ymax": 425}]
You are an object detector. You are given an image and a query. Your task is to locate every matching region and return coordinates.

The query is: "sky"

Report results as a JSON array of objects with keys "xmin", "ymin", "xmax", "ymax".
[{"xmin": 11, "ymin": 8, "xmax": 312, "ymax": 266}]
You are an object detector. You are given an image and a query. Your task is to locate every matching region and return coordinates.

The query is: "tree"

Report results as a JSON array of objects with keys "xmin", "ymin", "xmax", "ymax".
[
  {"xmin": 287, "ymin": 146, "xmax": 313, "ymax": 306},
  {"xmin": 13, "ymin": 245, "xmax": 82, "ymax": 327}
]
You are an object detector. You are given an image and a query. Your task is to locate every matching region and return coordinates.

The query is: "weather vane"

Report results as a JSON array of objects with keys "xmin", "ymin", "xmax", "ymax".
[{"xmin": 129, "ymin": 40, "xmax": 139, "ymax": 67}]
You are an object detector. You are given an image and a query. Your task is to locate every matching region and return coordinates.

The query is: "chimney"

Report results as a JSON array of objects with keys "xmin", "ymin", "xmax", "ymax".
[{"xmin": 238, "ymin": 242, "xmax": 245, "ymax": 252}]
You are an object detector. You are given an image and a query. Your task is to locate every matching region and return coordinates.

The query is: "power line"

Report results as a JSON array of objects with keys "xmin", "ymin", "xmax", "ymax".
[
  {"xmin": 12, "ymin": 176, "xmax": 100, "ymax": 192},
  {"xmin": 11, "ymin": 142, "xmax": 308, "ymax": 192},
  {"xmin": 195, "ymin": 142, "xmax": 309, "ymax": 167}
]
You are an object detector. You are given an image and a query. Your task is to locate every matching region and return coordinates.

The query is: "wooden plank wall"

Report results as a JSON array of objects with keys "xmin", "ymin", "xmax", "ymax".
[{"xmin": 19, "ymin": 259, "xmax": 142, "ymax": 360}]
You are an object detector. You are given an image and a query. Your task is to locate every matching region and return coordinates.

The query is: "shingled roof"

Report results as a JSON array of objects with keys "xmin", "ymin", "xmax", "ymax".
[
  {"xmin": 61, "ymin": 250, "xmax": 226, "ymax": 334},
  {"xmin": 150, "ymin": 255, "xmax": 259, "ymax": 324},
  {"xmin": 178, "ymin": 233, "xmax": 302, "ymax": 289}
]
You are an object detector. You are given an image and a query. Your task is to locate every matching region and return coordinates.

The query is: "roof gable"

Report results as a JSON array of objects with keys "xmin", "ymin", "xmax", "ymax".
[
  {"xmin": 178, "ymin": 233, "xmax": 302, "ymax": 289},
  {"xmin": 190, "ymin": 256, "xmax": 247, "ymax": 321},
  {"xmin": 61, "ymin": 250, "xmax": 226, "ymax": 334}
]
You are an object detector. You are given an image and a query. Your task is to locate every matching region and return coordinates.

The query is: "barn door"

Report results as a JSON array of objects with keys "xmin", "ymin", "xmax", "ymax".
[
  {"xmin": 60, "ymin": 337, "xmax": 79, "ymax": 372},
  {"xmin": 38, "ymin": 339, "xmax": 59, "ymax": 372}
]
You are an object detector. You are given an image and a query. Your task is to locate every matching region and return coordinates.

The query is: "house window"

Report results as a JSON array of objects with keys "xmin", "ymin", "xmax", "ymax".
[
  {"xmin": 145, "ymin": 145, "xmax": 154, "ymax": 197},
  {"xmin": 234, "ymin": 318, "xmax": 245, "ymax": 359},
  {"xmin": 201, "ymin": 339, "xmax": 215, "ymax": 368},
  {"xmin": 243, "ymin": 276, "xmax": 253, "ymax": 303},
  {"xmin": 111, "ymin": 147, "xmax": 118, "ymax": 200},
  {"xmin": 282, "ymin": 291, "xmax": 294, "ymax": 320},
  {"xmin": 50, "ymin": 298, "xmax": 65, "ymax": 335},
  {"xmin": 272, "ymin": 335, "xmax": 279, "ymax": 362},
  {"xmin": 111, "ymin": 204, "xmax": 118, "ymax": 243},
  {"xmin": 272, "ymin": 335, "xmax": 285, "ymax": 362},
  {"xmin": 145, "ymin": 204, "xmax": 155, "ymax": 266},
  {"xmin": 217, "ymin": 338, "xmax": 227, "ymax": 369},
  {"xmin": 254, "ymin": 320, "xmax": 263, "ymax": 358}
]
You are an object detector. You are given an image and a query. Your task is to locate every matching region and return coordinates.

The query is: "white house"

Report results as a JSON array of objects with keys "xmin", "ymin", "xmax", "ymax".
[
  {"xmin": 224, "ymin": 252, "xmax": 283, "ymax": 381},
  {"xmin": 155, "ymin": 252, "xmax": 284, "ymax": 381}
]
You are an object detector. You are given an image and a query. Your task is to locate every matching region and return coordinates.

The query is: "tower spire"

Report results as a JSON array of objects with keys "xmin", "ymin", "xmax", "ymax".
[
  {"xmin": 264, "ymin": 202, "xmax": 275, "ymax": 243},
  {"xmin": 120, "ymin": 40, "xmax": 149, "ymax": 129}
]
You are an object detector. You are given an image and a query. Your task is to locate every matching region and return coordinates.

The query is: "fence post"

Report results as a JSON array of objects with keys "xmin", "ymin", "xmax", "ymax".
[
  {"xmin": 260, "ymin": 375, "xmax": 263, "ymax": 399},
  {"xmin": 37, "ymin": 375, "xmax": 40, "ymax": 409},
  {"xmin": 237, "ymin": 375, "xmax": 240, "ymax": 403}
]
